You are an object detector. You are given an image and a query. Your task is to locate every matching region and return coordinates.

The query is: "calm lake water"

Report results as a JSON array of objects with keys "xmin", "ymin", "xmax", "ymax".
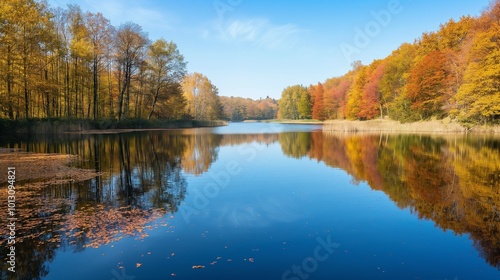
[{"xmin": 1, "ymin": 123, "xmax": 500, "ymax": 279}]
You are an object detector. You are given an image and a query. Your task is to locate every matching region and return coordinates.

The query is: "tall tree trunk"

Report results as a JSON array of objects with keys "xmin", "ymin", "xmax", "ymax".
[
  {"xmin": 148, "ymin": 87, "xmax": 160, "ymax": 120},
  {"xmin": 66, "ymin": 61, "xmax": 71, "ymax": 117},
  {"xmin": 108, "ymin": 65, "xmax": 114, "ymax": 118},
  {"xmin": 23, "ymin": 56, "xmax": 29, "ymax": 118},
  {"xmin": 117, "ymin": 66, "xmax": 127, "ymax": 121},
  {"xmin": 93, "ymin": 55, "xmax": 98, "ymax": 120},
  {"xmin": 74, "ymin": 58, "xmax": 79, "ymax": 118},
  {"xmin": 7, "ymin": 45, "xmax": 14, "ymax": 119},
  {"xmin": 124, "ymin": 66, "xmax": 131, "ymax": 120}
]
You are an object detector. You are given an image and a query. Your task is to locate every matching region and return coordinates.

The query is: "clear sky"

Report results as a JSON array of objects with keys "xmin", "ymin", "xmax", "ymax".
[{"xmin": 47, "ymin": 0, "xmax": 491, "ymax": 99}]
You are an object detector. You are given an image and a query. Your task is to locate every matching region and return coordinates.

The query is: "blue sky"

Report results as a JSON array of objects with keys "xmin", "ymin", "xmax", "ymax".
[{"xmin": 47, "ymin": 0, "xmax": 491, "ymax": 99}]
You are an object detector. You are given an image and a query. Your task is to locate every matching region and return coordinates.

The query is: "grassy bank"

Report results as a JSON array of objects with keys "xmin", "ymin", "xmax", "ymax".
[
  {"xmin": 323, "ymin": 119, "xmax": 500, "ymax": 134},
  {"xmin": 258, "ymin": 119, "xmax": 324, "ymax": 125},
  {"xmin": 0, "ymin": 118, "xmax": 228, "ymax": 135}
]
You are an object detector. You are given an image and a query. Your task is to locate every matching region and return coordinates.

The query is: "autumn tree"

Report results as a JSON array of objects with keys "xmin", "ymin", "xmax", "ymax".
[
  {"xmin": 378, "ymin": 43, "xmax": 417, "ymax": 119},
  {"xmin": 298, "ymin": 87, "xmax": 312, "ymax": 119},
  {"xmin": 86, "ymin": 11, "xmax": 114, "ymax": 119},
  {"xmin": 114, "ymin": 22, "xmax": 149, "ymax": 121},
  {"xmin": 453, "ymin": 23, "xmax": 500, "ymax": 124},
  {"xmin": 310, "ymin": 83, "xmax": 326, "ymax": 121},
  {"xmin": 323, "ymin": 75, "xmax": 353, "ymax": 119},
  {"xmin": 358, "ymin": 61, "xmax": 386, "ymax": 120},
  {"xmin": 68, "ymin": 5, "xmax": 94, "ymax": 118},
  {"xmin": 406, "ymin": 51, "xmax": 453, "ymax": 120},
  {"xmin": 0, "ymin": 0, "xmax": 56, "ymax": 119},
  {"xmin": 345, "ymin": 66, "xmax": 367, "ymax": 120},
  {"xmin": 182, "ymin": 73, "xmax": 223, "ymax": 121},
  {"xmin": 146, "ymin": 39, "xmax": 186, "ymax": 120},
  {"xmin": 220, "ymin": 96, "xmax": 278, "ymax": 121},
  {"xmin": 278, "ymin": 85, "xmax": 309, "ymax": 120}
]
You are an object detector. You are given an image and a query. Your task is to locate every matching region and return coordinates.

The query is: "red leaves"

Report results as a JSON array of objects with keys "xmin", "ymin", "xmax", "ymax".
[
  {"xmin": 358, "ymin": 62, "xmax": 387, "ymax": 120},
  {"xmin": 406, "ymin": 51, "xmax": 453, "ymax": 118},
  {"xmin": 310, "ymin": 83, "xmax": 326, "ymax": 121}
]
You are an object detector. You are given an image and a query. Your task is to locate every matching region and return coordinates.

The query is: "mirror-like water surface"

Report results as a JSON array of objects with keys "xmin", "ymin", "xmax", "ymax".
[{"xmin": 1, "ymin": 123, "xmax": 499, "ymax": 279}]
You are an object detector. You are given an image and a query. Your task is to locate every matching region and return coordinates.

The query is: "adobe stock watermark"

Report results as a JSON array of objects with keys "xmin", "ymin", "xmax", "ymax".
[
  {"xmin": 179, "ymin": 159, "xmax": 243, "ymax": 224},
  {"xmin": 213, "ymin": 0, "xmax": 244, "ymax": 21},
  {"xmin": 180, "ymin": 123, "xmax": 282, "ymax": 224},
  {"xmin": 111, "ymin": 268, "xmax": 135, "ymax": 280},
  {"xmin": 6, "ymin": 167, "xmax": 16, "ymax": 274},
  {"xmin": 282, "ymin": 235, "xmax": 341, "ymax": 280},
  {"xmin": 340, "ymin": 0, "xmax": 405, "ymax": 63}
]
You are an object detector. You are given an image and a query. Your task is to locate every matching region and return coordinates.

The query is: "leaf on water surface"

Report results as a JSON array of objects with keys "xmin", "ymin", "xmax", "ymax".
[{"xmin": 192, "ymin": 265, "xmax": 205, "ymax": 269}]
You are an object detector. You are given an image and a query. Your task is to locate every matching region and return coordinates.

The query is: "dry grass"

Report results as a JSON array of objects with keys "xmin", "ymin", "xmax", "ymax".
[
  {"xmin": 323, "ymin": 119, "xmax": 500, "ymax": 134},
  {"xmin": 0, "ymin": 148, "xmax": 101, "ymax": 185}
]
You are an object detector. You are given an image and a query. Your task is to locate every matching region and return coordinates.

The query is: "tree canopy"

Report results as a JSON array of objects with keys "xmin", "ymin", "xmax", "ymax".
[{"xmin": 278, "ymin": 1, "xmax": 500, "ymax": 124}]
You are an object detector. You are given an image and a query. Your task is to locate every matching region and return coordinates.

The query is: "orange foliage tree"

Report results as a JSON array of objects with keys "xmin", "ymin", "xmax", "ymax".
[
  {"xmin": 406, "ymin": 51, "xmax": 453, "ymax": 119},
  {"xmin": 310, "ymin": 83, "xmax": 326, "ymax": 121},
  {"xmin": 358, "ymin": 61, "xmax": 387, "ymax": 120}
]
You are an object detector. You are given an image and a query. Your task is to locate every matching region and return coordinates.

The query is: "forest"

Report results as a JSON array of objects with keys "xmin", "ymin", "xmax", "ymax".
[
  {"xmin": 2, "ymin": 0, "xmax": 499, "ymax": 126},
  {"xmin": 0, "ymin": 0, "xmax": 275, "ymax": 123},
  {"xmin": 279, "ymin": 1, "xmax": 500, "ymax": 125},
  {"xmin": 220, "ymin": 96, "xmax": 279, "ymax": 121}
]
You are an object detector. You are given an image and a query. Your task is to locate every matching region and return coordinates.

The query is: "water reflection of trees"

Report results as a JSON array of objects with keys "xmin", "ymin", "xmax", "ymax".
[
  {"xmin": 0, "ymin": 131, "xmax": 280, "ymax": 279},
  {"xmin": 299, "ymin": 132, "xmax": 500, "ymax": 269},
  {"xmin": 1, "ymin": 130, "xmax": 499, "ymax": 279}
]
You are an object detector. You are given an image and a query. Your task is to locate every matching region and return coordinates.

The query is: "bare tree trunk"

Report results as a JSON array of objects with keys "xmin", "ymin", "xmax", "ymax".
[
  {"xmin": 93, "ymin": 55, "xmax": 99, "ymax": 119},
  {"xmin": 7, "ymin": 45, "xmax": 14, "ymax": 119}
]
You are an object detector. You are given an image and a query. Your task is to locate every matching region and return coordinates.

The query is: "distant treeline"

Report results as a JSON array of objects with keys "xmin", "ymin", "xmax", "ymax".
[
  {"xmin": 279, "ymin": 1, "xmax": 500, "ymax": 125},
  {"xmin": 220, "ymin": 96, "xmax": 278, "ymax": 121}
]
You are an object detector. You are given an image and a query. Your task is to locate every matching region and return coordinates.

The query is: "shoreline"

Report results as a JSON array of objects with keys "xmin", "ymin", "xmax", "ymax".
[
  {"xmin": 322, "ymin": 119, "xmax": 500, "ymax": 134},
  {"xmin": 248, "ymin": 119, "xmax": 324, "ymax": 125},
  {"xmin": 0, "ymin": 118, "xmax": 228, "ymax": 135}
]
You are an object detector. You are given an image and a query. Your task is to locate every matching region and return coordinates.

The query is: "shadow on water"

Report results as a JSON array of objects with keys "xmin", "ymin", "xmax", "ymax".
[{"xmin": 0, "ymin": 128, "xmax": 499, "ymax": 279}]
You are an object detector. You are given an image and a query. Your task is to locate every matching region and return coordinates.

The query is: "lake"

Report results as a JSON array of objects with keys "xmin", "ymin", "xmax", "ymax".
[{"xmin": 1, "ymin": 123, "xmax": 500, "ymax": 280}]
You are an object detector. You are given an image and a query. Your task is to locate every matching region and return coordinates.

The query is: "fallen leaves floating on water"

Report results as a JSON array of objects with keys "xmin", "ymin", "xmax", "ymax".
[
  {"xmin": 63, "ymin": 205, "xmax": 167, "ymax": 249},
  {"xmin": 192, "ymin": 265, "xmax": 205, "ymax": 269},
  {"xmin": 0, "ymin": 151, "xmax": 101, "ymax": 184}
]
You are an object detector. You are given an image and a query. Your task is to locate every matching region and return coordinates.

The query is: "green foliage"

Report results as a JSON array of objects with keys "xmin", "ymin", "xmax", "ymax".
[
  {"xmin": 278, "ymin": 85, "xmax": 307, "ymax": 120},
  {"xmin": 389, "ymin": 91, "xmax": 421, "ymax": 123},
  {"xmin": 298, "ymin": 88, "xmax": 312, "ymax": 119}
]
